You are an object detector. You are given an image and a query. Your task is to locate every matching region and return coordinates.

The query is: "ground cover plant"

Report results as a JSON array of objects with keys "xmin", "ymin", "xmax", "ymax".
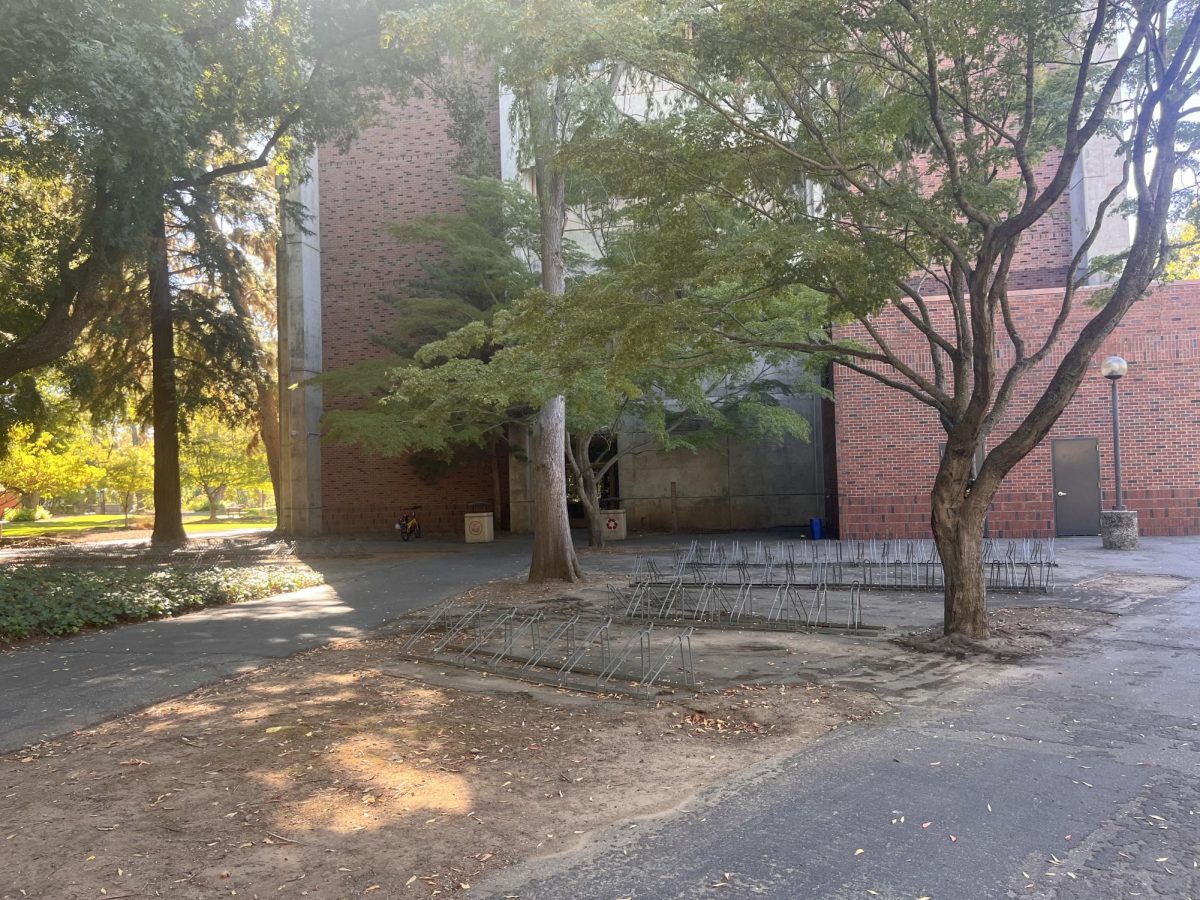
[{"xmin": 0, "ymin": 563, "xmax": 323, "ymax": 642}]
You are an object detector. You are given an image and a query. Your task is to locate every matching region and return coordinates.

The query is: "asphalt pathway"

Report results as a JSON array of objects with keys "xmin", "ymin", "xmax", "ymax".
[
  {"xmin": 0, "ymin": 536, "xmax": 533, "ymax": 752},
  {"xmin": 479, "ymin": 538, "xmax": 1200, "ymax": 899}
]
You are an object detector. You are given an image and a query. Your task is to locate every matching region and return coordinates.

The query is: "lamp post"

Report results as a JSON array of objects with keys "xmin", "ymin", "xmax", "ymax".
[
  {"xmin": 1099, "ymin": 355, "xmax": 1137, "ymax": 550},
  {"xmin": 1101, "ymin": 355, "xmax": 1127, "ymax": 510}
]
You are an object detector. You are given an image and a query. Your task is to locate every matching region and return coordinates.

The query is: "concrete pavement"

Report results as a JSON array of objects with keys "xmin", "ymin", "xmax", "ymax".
[
  {"xmin": 0, "ymin": 536, "xmax": 534, "ymax": 752},
  {"xmin": 478, "ymin": 537, "xmax": 1200, "ymax": 899}
]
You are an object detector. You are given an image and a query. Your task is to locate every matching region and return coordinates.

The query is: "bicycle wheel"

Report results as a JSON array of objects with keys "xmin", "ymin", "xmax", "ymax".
[
  {"xmin": 414, "ymin": 523, "xmax": 422, "ymax": 539},
  {"xmin": 401, "ymin": 526, "xmax": 411, "ymax": 542}
]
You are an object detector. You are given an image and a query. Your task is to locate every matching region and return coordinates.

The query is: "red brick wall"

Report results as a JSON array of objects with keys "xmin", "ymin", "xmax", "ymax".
[
  {"xmin": 835, "ymin": 281, "xmax": 1200, "ymax": 538},
  {"xmin": 318, "ymin": 94, "xmax": 506, "ymax": 535},
  {"xmin": 910, "ymin": 152, "xmax": 1077, "ymax": 291},
  {"xmin": 1005, "ymin": 154, "xmax": 1076, "ymax": 291}
]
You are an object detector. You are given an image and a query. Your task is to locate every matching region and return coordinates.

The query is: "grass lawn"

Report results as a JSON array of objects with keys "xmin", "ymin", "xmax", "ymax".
[
  {"xmin": 0, "ymin": 512, "xmax": 276, "ymax": 540},
  {"xmin": 184, "ymin": 516, "xmax": 276, "ymax": 536},
  {"xmin": 0, "ymin": 563, "xmax": 324, "ymax": 642}
]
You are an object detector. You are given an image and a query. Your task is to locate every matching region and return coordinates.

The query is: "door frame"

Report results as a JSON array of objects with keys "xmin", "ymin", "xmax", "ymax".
[{"xmin": 1051, "ymin": 437, "xmax": 1102, "ymax": 537}]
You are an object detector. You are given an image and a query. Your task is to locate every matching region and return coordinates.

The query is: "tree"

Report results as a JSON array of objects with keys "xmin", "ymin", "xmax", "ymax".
[
  {"xmin": 102, "ymin": 439, "xmax": 155, "ymax": 527},
  {"xmin": 0, "ymin": 424, "xmax": 100, "ymax": 510},
  {"xmin": 586, "ymin": 0, "xmax": 1200, "ymax": 637},
  {"xmin": 182, "ymin": 417, "xmax": 269, "ymax": 522},
  {"xmin": 510, "ymin": 283, "xmax": 814, "ymax": 548},
  {"xmin": 325, "ymin": 173, "xmax": 812, "ymax": 547},
  {"xmin": 1, "ymin": 0, "xmax": 426, "ymax": 546},
  {"xmin": 384, "ymin": 0, "xmax": 632, "ymax": 582}
]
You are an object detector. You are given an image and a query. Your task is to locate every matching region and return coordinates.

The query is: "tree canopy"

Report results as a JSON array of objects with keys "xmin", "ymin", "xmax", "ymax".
[{"xmin": 565, "ymin": 0, "xmax": 1200, "ymax": 635}]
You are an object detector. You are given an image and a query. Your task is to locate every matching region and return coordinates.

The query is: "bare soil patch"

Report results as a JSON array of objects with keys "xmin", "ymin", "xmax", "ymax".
[
  {"xmin": 0, "ymin": 626, "xmax": 878, "ymax": 899},
  {"xmin": 894, "ymin": 606, "xmax": 1115, "ymax": 659}
]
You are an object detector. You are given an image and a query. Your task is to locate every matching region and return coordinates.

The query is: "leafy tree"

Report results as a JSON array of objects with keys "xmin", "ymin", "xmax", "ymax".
[
  {"xmin": 1166, "ymin": 222, "xmax": 1200, "ymax": 281},
  {"xmin": 384, "ymin": 0, "xmax": 631, "ymax": 581},
  {"xmin": 0, "ymin": 424, "xmax": 100, "ymax": 510},
  {"xmin": 326, "ymin": 176, "xmax": 813, "ymax": 547},
  {"xmin": 102, "ymin": 439, "xmax": 155, "ymax": 527},
  {"xmin": 582, "ymin": 0, "xmax": 1200, "ymax": 637},
  {"xmin": 181, "ymin": 417, "xmax": 270, "ymax": 522},
  {"xmin": 1, "ymin": 0, "xmax": 426, "ymax": 545}
]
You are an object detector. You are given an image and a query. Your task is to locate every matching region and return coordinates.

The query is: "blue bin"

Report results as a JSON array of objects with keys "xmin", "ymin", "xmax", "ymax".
[{"xmin": 810, "ymin": 517, "xmax": 824, "ymax": 540}]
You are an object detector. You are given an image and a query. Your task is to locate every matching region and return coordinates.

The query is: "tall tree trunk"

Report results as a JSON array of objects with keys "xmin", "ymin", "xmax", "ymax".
[
  {"xmin": 255, "ymin": 375, "xmax": 282, "ymax": 520},
  {"xmin": 206, "ymin": 486, "xmax": 220, "ymax": 522},
  {"xmin": 489, "ymin": 436, "xmax": 503, "ymax": 527},
  {"xmin": 930, "ymin": 445, "xmax": 990, "ymax": 639},
  {"xmin": 525, "ymin": 76, "xmax": 582, "ymax": 583},
  {"xmin": 528, "ymin": 395, "xmax": 582, "ymax": 582},
  {"xmin": 23, "ymin": 491, "xmax": 40, "ymax": 512},
  {"xmin": 149, "ymin": 209, "xmax": 187, "ymax": 547}
]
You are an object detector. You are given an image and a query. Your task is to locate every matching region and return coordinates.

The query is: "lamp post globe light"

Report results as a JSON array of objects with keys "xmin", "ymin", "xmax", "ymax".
[
  {"xmin": 1099, "ymin": 355, "xmax": 1138, "ymax": 550},
  {"xmin": 1101, "ymin": 355, "xmax": 1128, "ymax": 381},
  {"xmin": 1101, "ymin": 356, "xmax": 1127, "ymax": 510}
]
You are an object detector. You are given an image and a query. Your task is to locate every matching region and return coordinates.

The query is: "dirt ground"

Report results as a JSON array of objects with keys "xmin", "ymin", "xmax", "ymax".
[
  {"xmin": 0, "ymin": 574, "xmax": 1110, "ymax": 900},
  {"xmin": 0, "ymin": 634, "xmax": 878, "ymax": 898}
]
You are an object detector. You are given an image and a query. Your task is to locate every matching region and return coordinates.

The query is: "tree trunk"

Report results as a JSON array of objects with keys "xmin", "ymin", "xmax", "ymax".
[
  {"xmin": 255, "ymin": 376, "xmax": 282, "ymax": 520},
  {"xmin": 524, "ymin": 77, "xmax": 581, "ymax": 583},
  {"xmin": 930, "ymin": 447, "xmax": 990, "ymax": 639},
  {"xmin": 149, "ymin": 209, "xmax": 187, "ymax": 547},
  {"xmin": 205, "ymin": 486, "xmax": 220, "ymax": 522},
  {"xmin": 580, "ymin": 465, "xmax": 605, "ymax": 549},
  {"xmin": 23, "ymin": 491, "xmax": 40, "ymax": 512},
  {"xmin": 528, "ymin": 395, "xmax": 582, "ymax": 583},
  {"xmin": 489, "ymin": 436, "xmax": 503, "ymax": 528}
]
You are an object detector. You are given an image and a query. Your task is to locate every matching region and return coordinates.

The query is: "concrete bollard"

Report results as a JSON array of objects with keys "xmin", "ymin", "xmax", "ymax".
[{"xmin": 1100, "ymin": 509, "xmax": 1139, "ymax": 550}]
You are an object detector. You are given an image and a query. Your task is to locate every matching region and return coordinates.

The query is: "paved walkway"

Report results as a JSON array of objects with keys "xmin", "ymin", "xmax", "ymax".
[
  {"xmin": 0, "ymin": 536, "xmax": 534, "ymax": 752},
  {"xmin": 478, "ymin": 536, "xmax": 1200, "ymax": 899}
]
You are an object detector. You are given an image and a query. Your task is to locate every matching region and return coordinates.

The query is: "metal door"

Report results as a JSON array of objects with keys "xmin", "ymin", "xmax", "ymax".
[{"xmin": 1051, "ymin": 438, "xmax": 1101, "ymax": 536}]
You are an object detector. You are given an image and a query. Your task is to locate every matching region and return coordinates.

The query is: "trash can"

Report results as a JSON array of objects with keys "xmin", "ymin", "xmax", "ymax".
[
  {"xmin": 464, "ymin": 512, "xmax": 494, "ymax": 543},
  {"xmin": 603, "ymin": 509, "xmax": 627, "ymax": 540},
  {"xmin": 810, "ymin": 517, "xmax": 824, "ymax": 540}
]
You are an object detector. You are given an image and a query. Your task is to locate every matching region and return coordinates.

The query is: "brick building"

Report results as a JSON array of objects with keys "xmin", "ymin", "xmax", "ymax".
[
  {"xmin": 277, "ymin": 97, "xmax": 509, "ymax": 537},
  {"xmin": 278, "ymin": 95, "xmax": 1200, "ymax": 540},
  {"xmin": 279, "ymin": 90, "xmax": 833, "ymax": 537},
  {"xmin": 833, "ymin": 281, "xmax": 1200, "ymax": 539}
]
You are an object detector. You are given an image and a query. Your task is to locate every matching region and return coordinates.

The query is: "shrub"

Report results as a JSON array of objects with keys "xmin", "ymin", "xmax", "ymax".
[
  {"xmin": 5, "ymin": 505, "xmax": 51, "ymax": 522},
  {"xmin": 0, "ymin": 564, "xmax": 326, "ymax": 642}
]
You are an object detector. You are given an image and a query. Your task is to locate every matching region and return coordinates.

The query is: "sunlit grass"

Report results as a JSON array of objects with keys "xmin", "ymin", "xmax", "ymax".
[{"xmin": 0, "ymin": 512, "xmax": 276, "ymax": 540}]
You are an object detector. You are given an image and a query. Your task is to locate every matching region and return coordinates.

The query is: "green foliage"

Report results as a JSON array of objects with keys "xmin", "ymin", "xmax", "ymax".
[
  {"xmin": 559, "ymin": 0, "xmax": 1141, "ymax": 350},
  {"xmin": 181, "ymin": 416, "xmax": 270, "ymax": 508},
  {"xmin": 0, "ymin": 423, "xmax": 101, "ymax": 502},
  {"xmin": 0, "ymin": 0, "xmax": 428, "ymax": 430},
  {"xmin": 4, "ymin": 505, "xmax": 50, "ymax": 523},
  {"xmin": 328, "ymin": 176, "xmax": 813, "ymax": 485},
  {"xmin": 0, "ymin": 564, "xmax": 324, "ymax": 642},
  {"xmin": 103, "ymin": 439, "xmax": 154, "ymax": 513},
  {"xmin": 1166, "ymin": 223, "xmax": 1200, "ymax": 282},
  {"xmin": 322, "ymin": 176, "xmax": 551, "ymax": 453}
]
